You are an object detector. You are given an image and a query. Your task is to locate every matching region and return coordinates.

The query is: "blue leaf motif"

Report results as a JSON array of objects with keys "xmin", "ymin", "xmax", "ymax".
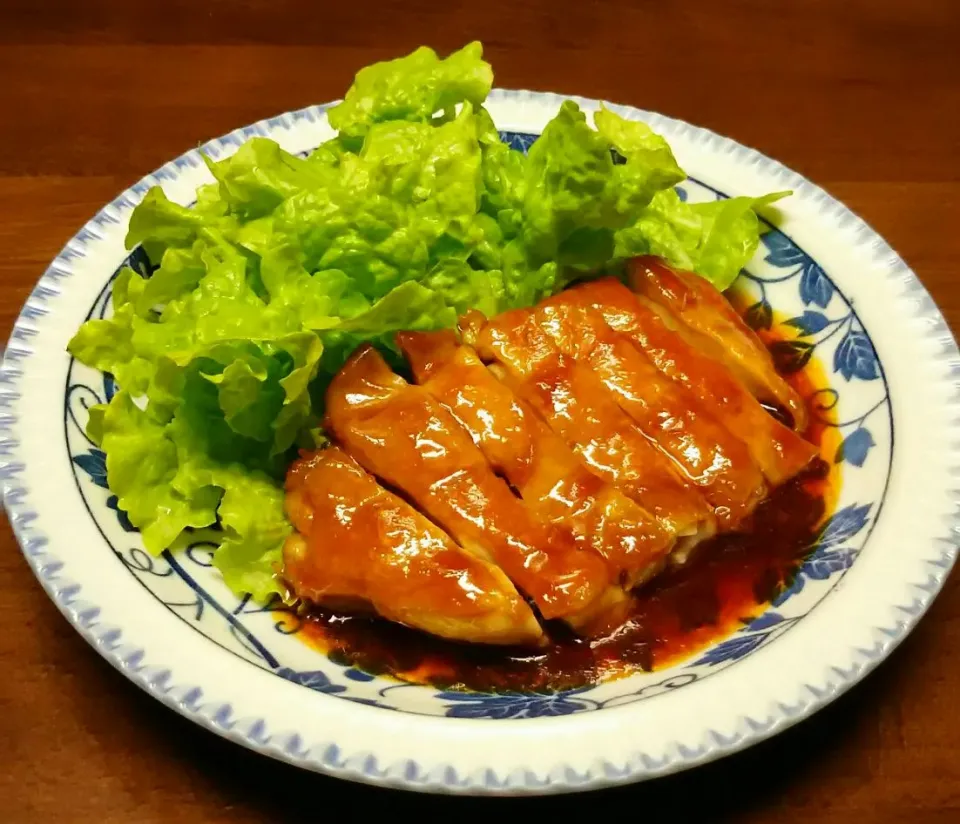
[
  {"xmin": 127, "ymin": 244, "xmax": 158, "ymax": 278},
  {"xmin": 833, "ymin": 329, "xmax": 879, "ymax": 381},
  {"xmin": 343, "ymin": 668, "xmax": 375, "ymax": 682},
  {"xmin": 103, "ymin": 372, "xmax": 117, "ymax": 402},
  {"xmin": 815, "ymin": 503, "xmax": 872, "ymax": 551},
  {"xmin": 744, "ymin": 300, "xmax": 773, "ymax": 331},
  {"xmin": 440, "ymin": 690, "xmax": 591, "ymax": 719},
  {"xmin": 276, "ymin": 668, "xmax": 347, "ymax": 695},
  {"xmin": 763, "ymin": 231, "xmax": 805, "ymax": 268},
  {"xmin": 694, "ymin": 632, "xmax": 768, "ymax": 667},
  {"xmin": 498, "ymin": 131, "xmax": 537, "ymax": 154},
  {"xmin": 675, "ymin": 185, "xmax": 688, "ymax": 202},
  {"xmin": 785, "ymin": 310, "xmax": 829, "ymax": 336},
  {"xmin": 73, "ymin": 449, "xmax": 109, "ymax": 489},
  {"xmin": 803, "ymin": 549, "xmax": 856, "ymax": 581},
  {"xmin": 106, "ymin": 496, "xmax": 137, "ymax": 532},
  {"xmin": 835, "ymin": 427, "xmax": 875, "ymax": 467},
  {"xmin": 771, "ymin": 574, "xmax": 805, "ymax": 607},
  {"xmin": 769, "ymin": 505, "xmax": 873, "ymax": 608},
  {"xmin": 799, "ymin": 261, "xmax": 834, "ymax": 308},
  {"xmin": 769, "ymin": 340, "xmax": 815, "ymax": 374},
  {"xmin": 747, "ymin": 611, "xmax": 784, "ymax": 631}
]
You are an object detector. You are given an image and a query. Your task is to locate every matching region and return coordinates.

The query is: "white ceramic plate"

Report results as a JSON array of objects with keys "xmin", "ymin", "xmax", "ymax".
[{"xmin": 3, "ymin": 90, "xmax": 958, "ymax": 795}]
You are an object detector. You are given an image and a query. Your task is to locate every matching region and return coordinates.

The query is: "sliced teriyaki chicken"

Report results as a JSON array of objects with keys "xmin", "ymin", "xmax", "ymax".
[
  {"xmin": 464, "ymin": 311, "xmax": 717, "ymax": 563},
  {"xmin": 533, "ymin": 296, "xmax": 768, "ymax": 529},
  {"xmin": 397, "ymin": 329, "xmax": 675, "ymax": 589},
  {"xmin": 284, "ymin": 447, "xmax": 543, "ymax": 645},
  {"xmin": 627, "ymin": 256, "xmax": 808, "ymax": 432},
  {"xmin": 324, "ymin": 344, "xmax": 626, "ymax": 633},
  {"xmin": 566, "ymin": 278, "xmax": 818, "ymax": 485}
]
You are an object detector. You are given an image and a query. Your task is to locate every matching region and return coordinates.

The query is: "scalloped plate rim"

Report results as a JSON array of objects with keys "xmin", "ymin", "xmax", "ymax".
[{"xmin": 2, "ymin": 87, "xmax": 958, "ymax": 795}]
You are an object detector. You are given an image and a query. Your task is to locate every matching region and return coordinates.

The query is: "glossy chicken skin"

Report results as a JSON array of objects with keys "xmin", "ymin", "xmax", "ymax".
[
  {"xmin": 533, "ymin": 296, "xmax": 768, "ymax": 528},
  {"xmin": 324, "ymin": 345, "xmax": 623, "ymax": 630},
  {"xmin": 566, "ymin": 278, "xmax": 818, "ymax": 485},
  {"xmin": 283, "ymin": 448, "xmax": 543, "ymax": 645},
  {"xmin": 465, "ymin": 311, "xmax": 717, "ymax": 558},
  {"xmin": 398, "ymin": 330, "xmax": 675, "ymax": 589},
  {"xmin": 627, "ymin": 256, "xmax": 808, "ymax": 432}
]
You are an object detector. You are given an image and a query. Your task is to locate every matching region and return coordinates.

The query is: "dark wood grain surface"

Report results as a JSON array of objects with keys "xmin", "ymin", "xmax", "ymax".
[{"xmin": 2, "ymin": 1, "xmax": 959, "ymax": 820}]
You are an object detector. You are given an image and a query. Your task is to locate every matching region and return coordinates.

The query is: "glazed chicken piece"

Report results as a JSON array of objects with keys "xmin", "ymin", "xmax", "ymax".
[
  {"xmin": 324, "ymin": 345, "xmax": 625, "ymax": 633},
  {"xmin": 464, "ymin": 311, "xmax": 717, "ymax": 562},
  {"xmin": 283, "ymin": 447, "xmax": 543, "ymax": 645},
  {"xmin": 565, "ymin": 278, "xmax": 818, "ymax": 485},
  {"xmin": 533, "ymin": 296, "xmax": 768, "ymax": 529},
  {"xmin": 397, "ymin": 330, "xmax": 675, "ymax": 589},
  {"xmin": 627, "ymin": 256, "xmax": 808, "ymax": 432}
]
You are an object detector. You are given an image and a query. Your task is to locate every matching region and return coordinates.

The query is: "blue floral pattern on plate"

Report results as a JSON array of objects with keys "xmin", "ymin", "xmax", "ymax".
[{"xmin": 64, "ymin": 132, "xmax": 893, "ymax": 720}]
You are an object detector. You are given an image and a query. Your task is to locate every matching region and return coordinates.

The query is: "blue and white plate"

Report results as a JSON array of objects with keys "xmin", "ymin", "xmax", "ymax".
[{"xmin": 3, "ymin": 90, "xmax": 958, "ymax": 794}]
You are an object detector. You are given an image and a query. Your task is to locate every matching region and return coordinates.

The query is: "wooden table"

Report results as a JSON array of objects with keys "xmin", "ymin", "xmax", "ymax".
[{"xmin": 2, "ymin": 1, "xmax": 959, "ymax": 820}]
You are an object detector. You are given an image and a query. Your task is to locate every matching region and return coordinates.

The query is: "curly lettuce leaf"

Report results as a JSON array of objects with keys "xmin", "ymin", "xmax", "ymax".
[
  {"xmin": 201, "ymin": 137, "xmax": 334, "ymax": 220},
  {"xmin": 90, "ymin": 391, "xmax": 222, "ymax": 553},
  {"xmin": 594, "ymin": 105, "xmax": 685, "ymax": 215},
  {"xmin": 168, "ymin": 414, "xmax": 289, "ymax": 601},
  {"xmin": 194, "ymin": 332, "xmax": 323, "ymax": 453},
  {"xmin": 521, "ymin": 100, "xmax": 622, "ymax": 267},
  {"xmin": 125, "ymin": 187, "xmax": 206, "ymax": 250},
  {"xmin": 616, "ymin": 189, "xmax": 789, "ymax": 290},
  {"xmin": 513, "ymin": 101, "xmax": 688, "ymax": 290},
  {"xmin": 67, "ymin": 274, "xmax": 157, "ymax": 395},
  {"xmin": 213, "ymin": 473, "xmax": 289, "ymax": 602},
  {"xmin": 691, "ymin": 192, "xmax": 789, "ymax": 285},
  {"xmin": 328, "ymin": 41, "xmax": 493, "ymax": 147},
  {"xmin": 313, "ymin": 279, "xmax": 461, "ymax": 387},
  {"xmin": 267, "ymin": 107, "xmax": 490, "ymax": 303},
  {"xmin": 86, "ymin": 382, "xmax": 295, "ymax": 602},
  {"xmin": 476, "ymin": 107, "xmax": 527, "ymax": 237}
]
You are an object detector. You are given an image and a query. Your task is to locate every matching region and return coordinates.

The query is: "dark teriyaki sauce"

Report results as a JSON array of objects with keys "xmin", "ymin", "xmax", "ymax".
[{"xmin": 300, "ymin": 456, "xmax": 833, "ymax": 693}]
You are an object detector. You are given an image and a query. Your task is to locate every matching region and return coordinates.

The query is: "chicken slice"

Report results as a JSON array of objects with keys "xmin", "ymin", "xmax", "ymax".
[
  {"xmin": 397, "ymin": 329, "xmax": 675, "ymax": 589},
  {"xmin": 565, "ymin": 278, "xmax": 818, "ymax": 485},
  {"xmin": 464, "ymin": 311, "xmax": 717, "ymax": 562},
  {"xmin": 627, "ymin": 256, "xmax": 808, "ymax": 432},
  {"xmin": 283, "ymin": 447, "xmax": 543, "ymax": 645},
  {"xmin": 532, "ymin": 296, "xmax": 768, "ymax": 528},
  {"xmin": 324, "ymin": 344, "xmax": 625, "ymax": 633}
]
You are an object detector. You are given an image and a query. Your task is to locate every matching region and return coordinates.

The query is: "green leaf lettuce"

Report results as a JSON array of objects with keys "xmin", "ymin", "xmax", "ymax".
[{"xmin": 67, "ymin": 42, "xmax": 788, "ymax": 602}]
